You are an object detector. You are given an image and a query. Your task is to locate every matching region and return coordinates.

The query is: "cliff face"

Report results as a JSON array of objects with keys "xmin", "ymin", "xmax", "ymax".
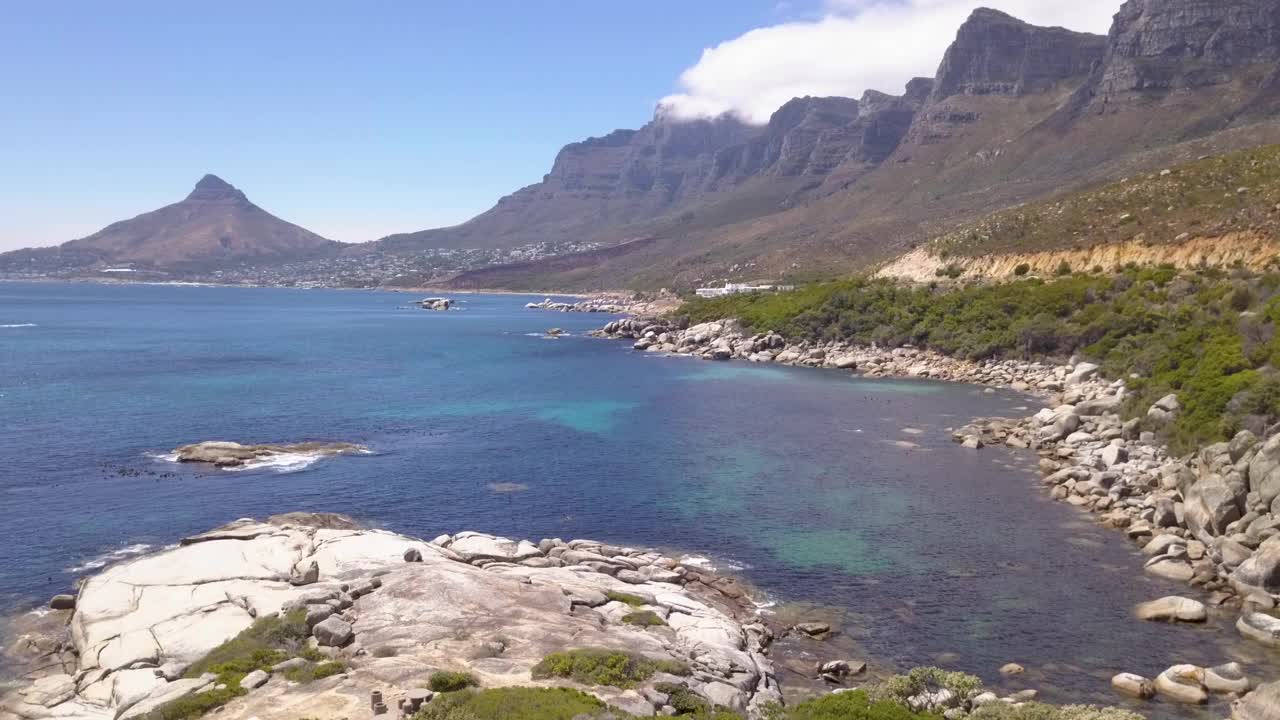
[
  {"xmin": 930, "ymin": 8, "xmax": 1108, "ymax": 100},
  {"xmin": 1097, "ymin": 0, "xmax": 1280, "ymax": 95}
]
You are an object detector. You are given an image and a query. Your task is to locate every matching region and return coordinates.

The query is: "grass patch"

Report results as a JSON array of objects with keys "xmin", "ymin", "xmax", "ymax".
[
  {"xmin": 768, "ymin": 689, "xmax": 939, "ymax": 720},
  {"xmin": 969, "ymin": 703, "xmax": 1144, "ymax": 720},
  {"xmin": 428, "ymin": 671, "xmax": 480, "ymax": 693},
  {"xmin": 282, "ymin": 660, "xmax": 346, "ymax": 683},
  {"xmin": 143, "ymin": 686, "xmax": 243, "ymax": 720},
  {"xmin": 605, "ymin": 590, "xmax": 647, "ymax": 607},
  {"xmin": 531, "ymin": 648, "xmax": 689, "ymax": 688},
  {"xmin": 413, "ymin": 687, "xmax": 614, "ymax": 720},
  {"xmin": 621, "ymin": 610, "xmax": 667, "ymax": 627}
]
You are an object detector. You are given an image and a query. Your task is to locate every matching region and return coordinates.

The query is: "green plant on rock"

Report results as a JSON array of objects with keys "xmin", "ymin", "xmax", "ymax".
[
  {"xmin": 413, "ymin": 687, "xmax": 614, "ymax": 720},
  {"xmin": 621, "ymin": 610, "xmax": 666, "ymax": 627},
  {"xmin": 532, "ymin": 648, "xmax": 689, "ymax": 688},
  {"xmin": 869, "ymin": 667, "xmax": 983, "ymax": 706},
  {"xmin": 775, "ymin": 689, "xmax": 942, "ymax": 720},
  {"xmin": 605, "ymin": 590, "xmax": 647, "ymax": 607},
  {"xmin": 428, "ymin": 670, "xmax": 480, "ymax": 693}
]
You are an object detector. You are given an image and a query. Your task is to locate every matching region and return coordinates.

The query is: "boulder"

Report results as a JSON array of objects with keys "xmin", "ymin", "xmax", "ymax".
[
  {"xmin": 1238, "ymin": 612, "xmax": 1280, "ymax": 647},
  {"xmin": 1251, "ymin": 435, "xmax": 1280, "ymax": 505},
  {"xmin": 1206, "ymin": 662, "xmax": 1252, "ymax": 694},
  {"xmin": 1185, "ymin": 474, "xmax": 1245, "ymax": 536},
  {"xmin": 1135, "ymin": 596, "xmax": 1207, "ymax": 623},
  {"xmin": 1235, "ymin": 681, "xmax": 1280, "ymax": 720},
  {"xmin": 999, "ymin": 663, "xmax": 1024, "ymax": 675},
  {"xmin": 794, "ymin": 622, "xmax": 831, "ymax": 638},
  {"xmin": 1233, "ymin": 535, "xmax": 1280, "ymax": 592},
  {"xmin": 1232, "ymin": 431, "xmax": 1261, "ymax": 463},
  {"xmin": 49, "ymin": 594, "xmax": 76, "ymax": 610},
  {"xmin": 449, "ymin": 533, "xmax": 542, "ymax": 563},
  {"xmin": 312, "ymin": 615, "xmax": 353, "ymax": 647},
  {"xmin": 1145, "ymin": 556, "xmax": 1194, "ymax": 582},
  {"xmin": 241, "ymin": 669, "xmax": 270, "ymax": 689},
  {"xmin": 1100, "ymin": 444, "xmax": 1129, "ymax": 468},
  {"xmin": 1066, "ymin": 362, "xmax": 1100, "ymax": 386},
  {"xmin": 1154, "ymin": 664, "xmax": 1208, "ymax": 704},
  {"xmin": 1111, "ymin": 673, "xmax": 1155, "ymax": 699}
]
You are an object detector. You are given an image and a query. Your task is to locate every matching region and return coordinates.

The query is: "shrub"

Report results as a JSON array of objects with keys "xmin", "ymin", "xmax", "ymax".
[
  {"xmin": 146, "ymin": 686, "xmax": 243, "ymax": 720},
  {"xmin": 414, "ymin": 687, "xmax": 612, "ymax": 720},
  {"xmin": 969, "ymin": 702, "xmax": 1144, "ymax": 720},
  {"xmin": 1055, "ymin": 261, "xmax": 1072, "ymax": 276},
  {"xmin": 428, "ymin": 671, "xmax": 480, "ymax": 693},
  {"xmin": 531, "ymin": 649, "xmax": 689, "ymax": 688},
  {"xmin": 1013, "ymin": 264, "xmax": 1031, "ymax": 276},
  {"xmin": 936, "ymin": 264, "xmax": 964, "ymax": 279},
  {"xmin": 621, "ymin": 610, "xmax": 667, "ymax": 627},
  {"xmin": 1231, "ymin": 286, "xmax": 1256, "ymax": 312},
  {"xmin": 869, "ymin": 667, "xmax": 983, "ymax": 706},
  {"xmin": 780, "ymin": 689, "xmax": 938, "ymax": 720},
  {"xmin": 656, "ymin": 682, "xmax": 710, "ymax": 714}
]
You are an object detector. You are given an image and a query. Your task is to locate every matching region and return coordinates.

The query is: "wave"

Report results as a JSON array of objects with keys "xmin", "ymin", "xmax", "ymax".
[
  {"xmin": 65, "ymin": 543, "xmax": 157, "ymax": 574},
  {"xmin": 0, "ymin": 323, "xmax": 36, "ymax": 328},
  {"xmin": 679, "ymin": 553, "xmax": 752, "ymax": 573}
]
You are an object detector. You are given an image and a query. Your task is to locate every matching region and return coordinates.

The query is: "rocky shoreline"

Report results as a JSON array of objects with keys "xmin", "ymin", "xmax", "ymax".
[
  {"xmin": 0, "ymin": 513, "xmax": 787, "ymax": 720},
  {"xmin": 527, "ymin": 295, "xmax": 678, "ymax": 317},
  {"xmin": 593, "ymin": 316, "xmax": 1280, "ymax": 715}
]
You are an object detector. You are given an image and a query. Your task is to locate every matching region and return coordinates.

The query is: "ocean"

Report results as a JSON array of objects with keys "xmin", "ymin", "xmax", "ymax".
[{"xmin": 0, "ymin": 281, "xmax": 1263, "ymax": 711}]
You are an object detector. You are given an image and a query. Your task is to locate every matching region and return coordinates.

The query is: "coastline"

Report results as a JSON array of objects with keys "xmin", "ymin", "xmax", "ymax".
[{"xmin": 592, "ymin": 315, "xmax": 1280, "ymax": 708}]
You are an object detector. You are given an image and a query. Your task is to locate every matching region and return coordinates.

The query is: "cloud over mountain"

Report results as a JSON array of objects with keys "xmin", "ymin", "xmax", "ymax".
[{"xmin": 659, "ymin": 0, "xmax": 1119, "ymax": 124}]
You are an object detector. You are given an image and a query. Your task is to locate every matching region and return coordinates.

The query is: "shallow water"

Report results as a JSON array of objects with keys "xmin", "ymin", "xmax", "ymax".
[{"xmin": 1, "ymin": 281, "xmax": 1275, "ymax": 713}]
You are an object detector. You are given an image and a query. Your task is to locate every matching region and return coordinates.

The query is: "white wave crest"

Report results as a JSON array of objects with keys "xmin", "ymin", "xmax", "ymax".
[
  {"xmin": 65, "ymin": 543, "xmax": 157, "ymax": 574},
  {"xmin": 222, "ymin": 452, "xmax": 325, "ymax": 474},
  {"xmin": 0, "ymin": 323, "xmax": 36, "ymax": 328}
]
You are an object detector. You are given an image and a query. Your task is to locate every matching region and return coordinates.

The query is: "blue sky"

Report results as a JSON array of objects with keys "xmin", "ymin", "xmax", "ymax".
[
  {"xmin": 0, "ymin": 0, "xmax": 1117, "ymax": 251},
  {"xmin": 0, "ymin": 1, "xmax": 816, "ymax": 249}
]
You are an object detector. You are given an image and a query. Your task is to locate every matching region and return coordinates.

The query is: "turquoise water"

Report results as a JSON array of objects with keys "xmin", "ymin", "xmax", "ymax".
[{"xmin": 0, "ymin": 281, "xmax": 1262, "ymax": 709}]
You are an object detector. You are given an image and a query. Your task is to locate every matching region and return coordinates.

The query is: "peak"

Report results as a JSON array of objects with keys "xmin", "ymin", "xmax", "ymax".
[
  {"xmin": 186, "ymin": 174, "xmax": 248, "ymax": 203},
  {"xmin": 966, "ymin": 7, "xmax": 1021, "ymax": 24}
]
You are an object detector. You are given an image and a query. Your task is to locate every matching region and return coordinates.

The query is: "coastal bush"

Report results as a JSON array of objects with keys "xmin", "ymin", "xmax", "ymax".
[
  {"xmin": 1014, "ymin": 264, "xmax": 1031, "ymax": 276},
  {"xmin": 282, "ymin": 660, "xmax": 346, "ymax": 683},
  {"xmin": 413, "ymin": 687, "xmax": 613, "ymax": 720},
  {"xmin": 531, "ymin": 649, "xmax": 688, "ymax": 688},
  {"xmin": 621, "ymin": 610, "xmax": 667, "ymax": 627},
  {"xmin": 772, "ymin": 690, "xmax": 940, "ymax": 720},
  {"xmin": 968, "ymin": 703, "xmax": 1143, "ymax": 720},
  {"xmin": 428, "ymin": 670, "xmax": 480, "ymax": 692},
  {"xmin": 677, "ymin": 268, "xmax": 1280, "ymax": 452},
  {"xmin": 605, "ymin": 590, "xmax": 647, "ymax": 607},
  {"xmin": 869, "ymin": 667, "xmax": 982, "ymax": 707},
  {"xmin": 145, "ymin": 686, "xmax": 242, "ymax": 720}
]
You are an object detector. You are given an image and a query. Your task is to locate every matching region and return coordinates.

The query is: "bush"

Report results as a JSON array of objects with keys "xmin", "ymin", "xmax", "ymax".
[
  {"xmin": 936, "ymin": 264, "xmax": 964, "ymax": 279},
  {"xmin": 969, "ymin": 702, "xmax": 1144, "ymax": 720},
  {"xmin": 869, "ymin": 667, "xmax": 983, "ymax": 706},
  {"xmin": 414, "ymin": 687, "xmax": 613, "ymax": 720},
  {"xmin": 1231, "ymin": 286, "xmax": 1256, "ymax": 312},
  {"xmin": 531, "ymin": 649, "xmax": 689, "ymax": 688},
  {"xmin": 621, "ymin": 610, "xmax": 667, "ymax": 627},
  {"xmin": 1014, "ymin": 264, "xmax": 1031, "ymax": 276},
  {"xmin": 1055, "ymin": 261, "xmax": 1072, "ymax": 276},
  {"xmin": 428, "ymin": 671, "xmax": 480, "ymax": 693},
  {"xmin": 779, "ymin": 690, "xmax": 938, "ymax": 720}
]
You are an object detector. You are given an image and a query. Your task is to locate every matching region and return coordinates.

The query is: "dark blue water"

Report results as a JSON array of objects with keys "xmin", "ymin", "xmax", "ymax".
[{"xmin": 0, "ymin": 281, "xmax": 1269, "ymax": 709}]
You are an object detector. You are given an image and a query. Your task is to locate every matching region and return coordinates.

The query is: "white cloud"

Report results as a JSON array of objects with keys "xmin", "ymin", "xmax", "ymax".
[{"xmin": 659, "ymin": 0, "xmax": 1119, "ymax": 124}]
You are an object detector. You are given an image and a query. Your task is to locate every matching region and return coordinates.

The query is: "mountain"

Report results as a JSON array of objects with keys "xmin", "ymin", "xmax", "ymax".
[
  {"xmin": 0, "ymin": 175, "xmax": 340, "ymax": 274},
  {"xmin": 423, "ymin": 0, "xmax": 1280, "ymax": 292}
]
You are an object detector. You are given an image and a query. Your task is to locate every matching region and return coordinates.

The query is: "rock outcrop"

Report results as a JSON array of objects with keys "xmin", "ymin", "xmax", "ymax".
[
  {"xmin": 0, "ymin": 515, "xmax": 777, "ymax": 720},
  {"xmin": 171, "ymin": 441, "xmax": 367, "ymax": 469}
]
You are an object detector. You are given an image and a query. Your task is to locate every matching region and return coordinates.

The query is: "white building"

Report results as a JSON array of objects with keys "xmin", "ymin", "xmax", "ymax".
[{"xmin": 695, "ymin": 283, "xmax": 793, "ymax": 298}]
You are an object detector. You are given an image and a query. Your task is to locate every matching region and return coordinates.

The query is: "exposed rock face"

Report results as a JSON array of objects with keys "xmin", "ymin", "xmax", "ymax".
[
  {"xmin": 1, "ymin": 516, "xmax": 777, "ymax": 720},
  {"xmin": 1097, "ymin": 0, "xmax": 1280, "ymax": 96},
  {"xmin": 930, "ymin": 9, "xmax": 1107, "ymax": 100}
]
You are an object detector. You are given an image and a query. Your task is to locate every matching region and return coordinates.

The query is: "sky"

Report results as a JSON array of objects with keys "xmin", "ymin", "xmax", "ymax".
[{"xmin": 0, "ymin": 0, "xmax": 1117, "ymax": 251}]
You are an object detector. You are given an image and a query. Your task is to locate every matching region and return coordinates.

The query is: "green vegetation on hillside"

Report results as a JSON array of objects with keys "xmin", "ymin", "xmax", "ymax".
[
  {"xmin": 150, "ymin": 609, "xmax": 340, "ymax": 720},
  {"xmin": 680, "ymin": 267, "xmax": 1280, "ymax": 452},
  {"xmin": 531, "ymin": 649, "xmax": 689, "ymax": 689},
  {"xmin": 933, "ymin": 143, "xmax": 1280, "ymax": 257}
]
